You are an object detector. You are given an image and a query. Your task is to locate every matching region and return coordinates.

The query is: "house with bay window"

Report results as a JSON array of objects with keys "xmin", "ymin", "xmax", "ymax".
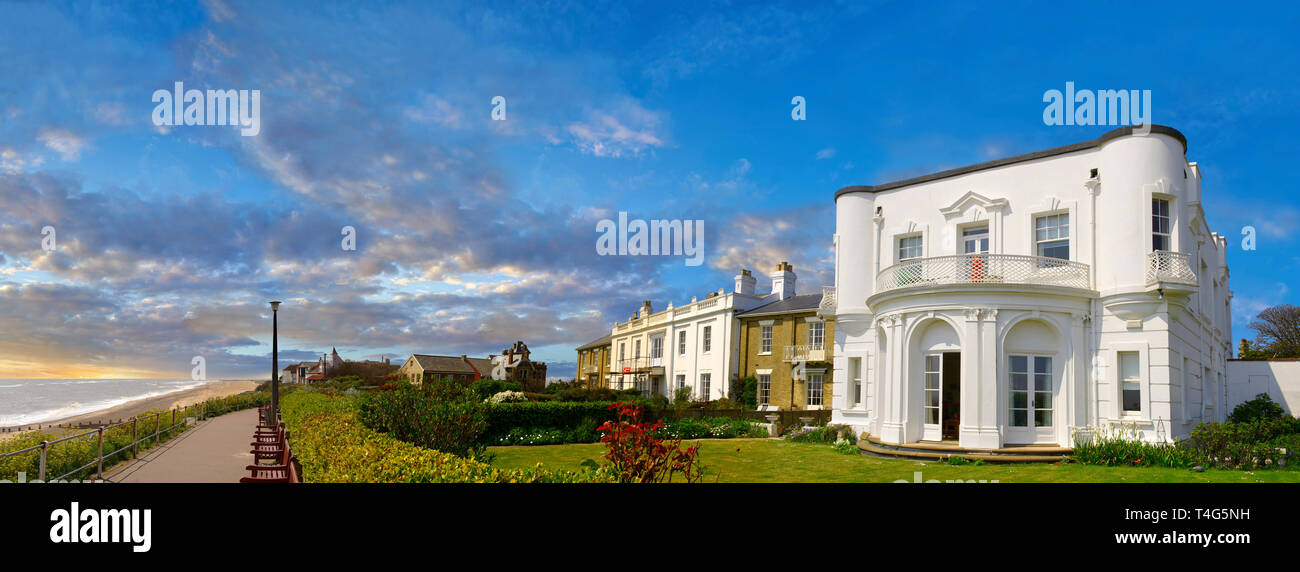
[{"xmin": 825, "ymin": 125, "xmax": 1232, "ymax": 448}]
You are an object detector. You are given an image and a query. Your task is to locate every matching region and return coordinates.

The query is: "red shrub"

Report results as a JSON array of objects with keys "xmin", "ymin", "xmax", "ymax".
[{"xmin": 597, "ymin": 402, "xmax": 704, "ymax": 483}]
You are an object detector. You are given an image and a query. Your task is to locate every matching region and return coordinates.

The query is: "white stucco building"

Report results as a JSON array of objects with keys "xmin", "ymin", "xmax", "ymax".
[
  {"xmin": 827, "ymin": 125, "xmax": 1232, "ymax": 448},
  {"xmin": 607, "ymin": 265, "xmax": 801, "ymax": 399}
]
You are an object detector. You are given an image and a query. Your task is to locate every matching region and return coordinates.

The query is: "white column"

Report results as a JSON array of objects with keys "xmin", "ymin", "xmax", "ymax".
[{"xmin": 879, "ymin": 315, "xmax": 907, "ymax": 443}]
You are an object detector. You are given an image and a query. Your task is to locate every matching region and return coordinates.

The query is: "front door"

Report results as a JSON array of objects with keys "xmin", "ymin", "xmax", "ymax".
[
  {"xmin": 941, "ymin": 353, "xmax": 961, "ymax": 440},
  {"xmin": 922, "ymin": 352, "xmax": 960, "ymax": 441},
  {"xmin": 1005, "ymin": 355, "xmax": 1055, "ymax": 444}
]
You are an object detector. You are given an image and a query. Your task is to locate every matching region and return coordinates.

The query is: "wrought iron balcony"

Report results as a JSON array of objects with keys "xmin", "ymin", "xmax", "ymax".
[
  {"xmin": 783, "ymin": 344, "xmax": 827, "ymax": 363},
  {"xmin": 1145, "ymin": 251, "xmax": 1197, "ymax": 287},
  {"xmin": 875, "ymin": 254, "xmax": 1091, "ymax": 294}
]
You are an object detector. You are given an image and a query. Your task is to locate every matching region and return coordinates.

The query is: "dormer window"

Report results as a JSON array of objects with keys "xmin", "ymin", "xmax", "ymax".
[
  {"xmin": 1034, "ymin": 213, "xmax": 1070, "ymax": 260},
  {"xmin": 1152, "ymin": 198, "xmax": 1172, "ymax": 251}
]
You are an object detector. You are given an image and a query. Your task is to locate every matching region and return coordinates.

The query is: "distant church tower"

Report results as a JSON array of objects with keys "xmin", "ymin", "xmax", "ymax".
[{"xmin": 330, "ymin": 347, "xmax": 343, "ymax": 369}]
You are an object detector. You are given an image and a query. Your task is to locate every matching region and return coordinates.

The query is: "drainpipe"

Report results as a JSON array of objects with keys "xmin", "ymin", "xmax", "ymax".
[{"xmin": 1089, "ymin": 175, "xmax": 1101, "ymax": 428}]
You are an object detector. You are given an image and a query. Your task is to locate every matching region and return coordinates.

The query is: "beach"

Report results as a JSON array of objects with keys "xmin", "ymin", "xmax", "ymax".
[{"xmin": 0, "ymin": 380, "xmax": 262, "ymax": 438}]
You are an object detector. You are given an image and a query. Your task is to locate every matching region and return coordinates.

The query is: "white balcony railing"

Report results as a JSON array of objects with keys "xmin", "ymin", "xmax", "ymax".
[
  {"xmin": 818, "ymin": 286, "xmax": 836, "ymax": 315},
  {"xmin": 615, "ymin": 356, "xmax": 664, "ymax": 373},
  {"xmin": 875, "ymin": 254, "xmax": 1091, "ymax": 293},
  {"xmin": 1146, "ymin": 251, "xmax": 1197, "ymax": 286},
  {"xmin": 783, "ymin": 344, "xmax": 826, "ymax": 363}
]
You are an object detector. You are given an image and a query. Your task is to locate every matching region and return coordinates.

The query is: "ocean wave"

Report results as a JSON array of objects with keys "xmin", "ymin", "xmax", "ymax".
[{"xmin": 0, "ymin": 380, "xmax": 210, "ymax": 428}]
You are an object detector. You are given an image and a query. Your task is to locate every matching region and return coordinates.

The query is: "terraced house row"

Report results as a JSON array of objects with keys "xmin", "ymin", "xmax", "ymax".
[{"xmin": 575, "ymin": 262, "xmax": 836, "ymax": 411}]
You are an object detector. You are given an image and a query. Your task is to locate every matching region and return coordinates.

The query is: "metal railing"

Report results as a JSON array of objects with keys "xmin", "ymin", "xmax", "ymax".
[
  {"xmin": 875, "ymin": 253, "xmax": 1091, "ymax": 293},
  {"xmin": 818, "ymin": 286, "xmax": 836, "ymax": 314},
  {"xmin": 0, "ymin": 403, "xmax": 205, "ymax": 482},
  {"xmin": 783, "ymin": 344, "xmax": 827, "ymax": 362},
  {"xmin": 1146, "ymin": 250, "xmax": 1197, "ymax": 286},
  {"xmin": 615, "ymin": 356, "xmax": 665, "ymax": 372}
]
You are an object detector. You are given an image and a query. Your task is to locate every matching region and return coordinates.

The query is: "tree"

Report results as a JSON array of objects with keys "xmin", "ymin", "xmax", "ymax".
[
  {"xmin": 1246, "ymin": 304, "xmax": 1300, "ymax": 358},
  {"xmin": 1238, "ymin": 339, "xmax": 1271, "ymax": 360}
]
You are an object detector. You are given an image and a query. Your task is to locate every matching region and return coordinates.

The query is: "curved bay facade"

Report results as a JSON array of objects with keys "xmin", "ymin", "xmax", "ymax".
[{"xmin": 828, "ymin": 125, "xmax": 1232, "ymax": 448}]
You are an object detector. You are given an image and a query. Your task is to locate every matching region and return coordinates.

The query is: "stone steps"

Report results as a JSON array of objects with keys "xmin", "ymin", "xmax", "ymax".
[{"xmin": 858, "ymin": 433, "xmax": 1071, "ymax": 464}]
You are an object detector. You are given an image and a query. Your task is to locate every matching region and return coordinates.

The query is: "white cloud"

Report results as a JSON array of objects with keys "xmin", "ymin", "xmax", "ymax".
[
  {"xmin": 566, "ymin": 100, "xmax": 666, "ymax": 158},
  {"xmin": 403, "ymin": 94, "xmax": 464, "ymax": 129},
  {"xmin": 94, "ymin": 102, "xmax": 128, "ymax": 126},
  {"xmin": 38, "ymin": 129, "xmax": 88, "ymax": 161},
  {"xmin": 0, "ymin": 148, "xmax": 44, "ymax": 173},
  {"xmin": 816, "ymin": 148, "xmax": 836, "ymax": 160}
]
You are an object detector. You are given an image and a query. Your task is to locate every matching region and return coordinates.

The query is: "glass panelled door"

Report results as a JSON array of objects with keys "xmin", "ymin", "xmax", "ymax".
[
  {"xmin": 963, "ymin": 226, "xmax": 989, "ymax": 254},
  {"xmin": 963, "ymin": 226, "xmax": 989, "ymax": 282},
  {"xmin": 922, "ymin": 355, "xmax": 942, "ymax": 441},
  {"xmin": 1007, "ymin": 355, "xmax": 1054, "ymax": 443}
]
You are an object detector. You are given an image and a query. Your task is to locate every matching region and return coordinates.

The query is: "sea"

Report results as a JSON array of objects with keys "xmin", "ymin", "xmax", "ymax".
[{"xmin": 0, "ymin": 379, "xmax": 208, "ymax": 428}]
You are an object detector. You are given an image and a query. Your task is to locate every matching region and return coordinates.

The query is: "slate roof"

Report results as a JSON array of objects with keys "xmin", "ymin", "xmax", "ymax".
[
  {"xmin": 409, "ymin": 354, "xmax": 494, "ymax": 376},
  {"xmin": 736, "ymin": 293, "xmax": 823, "ymax": 318},
  {"xmin": 576, "ymin": 334, "xmax": 613, "ymax": 351},
  {"xmin": 835, "ymin": 124, "xmax": 1187, "ymax": 200}
]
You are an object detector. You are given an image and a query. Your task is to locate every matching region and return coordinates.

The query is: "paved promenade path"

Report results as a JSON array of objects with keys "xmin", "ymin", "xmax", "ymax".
[{"xmin": 107, "ymin": 408, "xmax": 257, "ymax": 483}]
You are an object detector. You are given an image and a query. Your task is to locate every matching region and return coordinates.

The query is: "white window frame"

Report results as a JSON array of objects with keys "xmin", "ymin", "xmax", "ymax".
[
  {"xmin": 678, "ymin": 330, "xmax": 687, "ymax": 355},
  {"xmin": 702, "ymin": 325, "xmax": 712, "ymax": 354},
  {"xmin": 896, "ymin": 234, "xmax": 923, "ymax": 263},
  {"xmin": 649, "ymin": 335, "xmax": 663, "ymax": 360},
  {"xmin": 807, "ymin": 320, "xmax": 825, "ymax": 350},
  {"xmin": 923, "ymin": 354, "xmax": 942, "ymax": 427},
  {"xmin": 962, "ymin": 223, "xmax": 990, "ymax": 254},
  {"xmin": 759, "ymin": 321, "xmax": 773, "ymax": 355},
  {"xmin": 699, "ymin": 373, "xmax": 712, "ymax": 401},
  {"xmin": 1152, "ymin": 197, "xmax": 1172, "ymax": 252},
  {"xmin": 1118, "ymin": 351, "xmax": 1142, "ymax": 415},
  {"xmin": 1007, "ymin": 353, "xmax": 1054, "ymax": 429},
  {"xmin": 806, "ymin": 371, "xmax": 825, "ymax": 409},
  {"xmin": 848, "ymin": 357, "xmax": 862, "ymax": 408},
  {"xmin": 757, "ymin": 373, "xmax": 771, "ymax": 406},
  {"xmin": 1033, "ymin": 212, "xmax": 1070, "ymax": 260}
]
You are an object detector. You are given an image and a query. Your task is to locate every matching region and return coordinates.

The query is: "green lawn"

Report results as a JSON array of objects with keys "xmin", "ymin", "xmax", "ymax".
[{"xmin": 488, "ymin": 438, "xmax": 1300, "ymax": 483}]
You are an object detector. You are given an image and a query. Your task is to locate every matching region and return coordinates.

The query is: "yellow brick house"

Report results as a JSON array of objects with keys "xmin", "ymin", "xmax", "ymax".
[
  {"xmin": 737, "ymin": 293, "xmax": 835, "ymax": 410},
  {"xmin": 574, "ymin": 334, "xmax": 612, "ymax": 388}
]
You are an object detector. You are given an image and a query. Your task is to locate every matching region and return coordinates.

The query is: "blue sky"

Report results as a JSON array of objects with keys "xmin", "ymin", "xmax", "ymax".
[{"xmin": 0, "ymin": 1, "xmax": 1297, "ymax": 378}]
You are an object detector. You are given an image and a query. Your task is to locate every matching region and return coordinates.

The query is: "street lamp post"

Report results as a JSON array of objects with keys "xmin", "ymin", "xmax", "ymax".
[{"xmin": 270, "ymin": 300, "xmax": 282, "ymax": 427}]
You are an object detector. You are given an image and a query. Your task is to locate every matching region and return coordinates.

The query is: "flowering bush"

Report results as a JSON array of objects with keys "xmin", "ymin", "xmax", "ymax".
[
  {"xmin": 1186, "ymin": 418, "xmax": 1300, "ymax": 469},
  {"xmin": 785, "ymin": 424, "xmax": 853, "ymax": 443},
  {"xmin": 487, "ymin": 391, "xmax": 529, "ymax": 404},
  {"xmin": 598, "ymin": 402, "xmax": 705, "ymax": 483},
  {"xmin": 1071, "ymin": 422, "xmax": 1197, "ymax": 468}
]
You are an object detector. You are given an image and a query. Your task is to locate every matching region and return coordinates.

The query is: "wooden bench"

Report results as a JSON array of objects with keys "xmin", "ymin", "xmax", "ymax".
[{"xmin": 240, "ymin": 455, "xmax": 301, "ymax": 483}]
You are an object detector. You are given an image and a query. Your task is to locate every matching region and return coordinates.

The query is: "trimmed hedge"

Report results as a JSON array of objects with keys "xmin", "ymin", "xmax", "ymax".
[
  {"xmin": 485, "ymin": 401, "xmax": 621, "ymax": 439},
  {"xmin": 358, "ymin": 385, "xmax": 488, "ymax": 458},
  {"xmin": 281, "ymin": 392, "xmax": 609, "ymax": 483}
]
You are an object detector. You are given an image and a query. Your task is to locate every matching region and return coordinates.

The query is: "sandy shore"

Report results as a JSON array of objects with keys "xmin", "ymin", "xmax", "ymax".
[{"xmin": 0, "ymin": 380, "xmax": 262, "ymax": 439}]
